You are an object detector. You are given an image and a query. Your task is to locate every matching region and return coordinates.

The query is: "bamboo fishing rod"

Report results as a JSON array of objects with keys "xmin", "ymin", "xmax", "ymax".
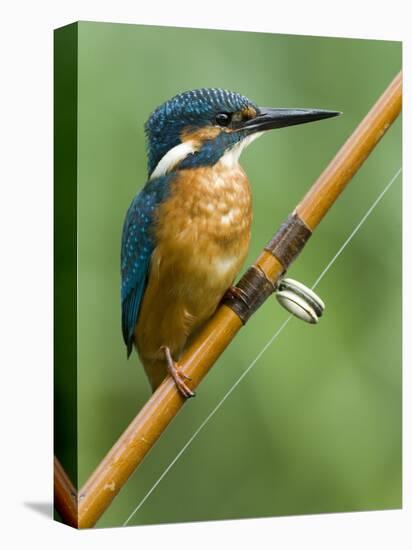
[
  {"xmin": 58, "ymin": 71, "xmax": 402, "ymax": 528},
  {"xmin": 54, "ymin": 456, "xmax": 78, "ymax": 527}
]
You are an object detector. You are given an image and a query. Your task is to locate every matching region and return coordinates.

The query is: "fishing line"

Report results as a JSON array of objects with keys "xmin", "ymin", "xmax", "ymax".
[
  {"xmin": 123, "ymin": 166, "xmax": 401, "ymax": 526},
  {"xmin": 312, "ymin": 167, "xmax": 402, "ymax": 289}
]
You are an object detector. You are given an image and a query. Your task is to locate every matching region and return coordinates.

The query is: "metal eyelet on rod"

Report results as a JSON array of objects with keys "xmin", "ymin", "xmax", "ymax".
[{"xmin": 275, "ymin": 278, "xmax": 325, "ymax": 324}]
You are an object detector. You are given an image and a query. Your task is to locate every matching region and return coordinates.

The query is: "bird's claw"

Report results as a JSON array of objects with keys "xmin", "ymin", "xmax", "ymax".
[
  {"xmin": 161, "ymin": 346, "xmax": 195, "ymax": 398},
  {"xmin": 168, "ymin": 364, "xmax": 195, "ymax": 398}
]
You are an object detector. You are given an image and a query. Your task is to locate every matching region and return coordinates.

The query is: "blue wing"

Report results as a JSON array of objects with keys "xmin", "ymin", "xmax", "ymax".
[{"xmin": 121, "ymin": 175, "xmax": 172, "ymax": 356}]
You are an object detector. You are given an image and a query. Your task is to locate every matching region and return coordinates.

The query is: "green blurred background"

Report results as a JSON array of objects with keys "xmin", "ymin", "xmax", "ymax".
[{"xmin": 74, "ymin": 22, "xmax": 401, "ymax": 528}]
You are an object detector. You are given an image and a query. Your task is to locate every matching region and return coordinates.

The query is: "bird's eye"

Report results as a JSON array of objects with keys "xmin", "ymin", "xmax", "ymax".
[{"xmin": 215, "ymin": 112, "xmax": 232, "ymax": 127}]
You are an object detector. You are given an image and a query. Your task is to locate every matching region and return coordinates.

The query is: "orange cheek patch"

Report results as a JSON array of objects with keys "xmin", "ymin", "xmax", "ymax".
[{"xmin": 181, "ymin": 126, "xmax": 222, "ymax": 144}]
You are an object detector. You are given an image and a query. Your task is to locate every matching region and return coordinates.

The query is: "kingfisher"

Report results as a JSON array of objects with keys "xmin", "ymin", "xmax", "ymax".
[{"xmin": 121, "ymin": 88, "xmax": 339, "ymax": 397}]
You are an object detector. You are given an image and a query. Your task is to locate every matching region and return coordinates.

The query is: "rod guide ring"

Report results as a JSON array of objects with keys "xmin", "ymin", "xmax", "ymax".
[{"xmin": 275, "ymin": 278, "xmax": 325, "ymax": 323}]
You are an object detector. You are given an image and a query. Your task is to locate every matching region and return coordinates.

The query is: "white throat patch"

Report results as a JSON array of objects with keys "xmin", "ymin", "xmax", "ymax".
[
  {"xmin": 150, "ymin": 131, "xmax": 263, "ymax": 179},
  {"xmin": 220, "ymin": 132, "xmax": 263, "ymax": 168}
]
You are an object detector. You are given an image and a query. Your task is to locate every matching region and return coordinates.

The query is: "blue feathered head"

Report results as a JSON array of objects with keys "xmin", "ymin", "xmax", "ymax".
[{"xmin": 144, "ymin": 88, "xmax": 340, "ymax": 177}]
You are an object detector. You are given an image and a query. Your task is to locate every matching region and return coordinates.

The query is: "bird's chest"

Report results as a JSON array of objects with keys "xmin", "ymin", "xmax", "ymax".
[{"xmin": 153, "ymin": 163, "xmax": 252, "ymax": 288}]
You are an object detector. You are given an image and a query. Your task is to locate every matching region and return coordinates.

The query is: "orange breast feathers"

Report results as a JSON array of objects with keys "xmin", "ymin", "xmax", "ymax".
[{"xmin": 135, "ymin": 162, "xmax": 253, "ymax": 391}]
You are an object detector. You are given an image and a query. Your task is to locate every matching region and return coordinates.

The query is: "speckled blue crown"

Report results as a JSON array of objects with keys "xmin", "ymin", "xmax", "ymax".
[{"xmin": 145, "ymin": 88, "xmax": 257, "ymax": 175}]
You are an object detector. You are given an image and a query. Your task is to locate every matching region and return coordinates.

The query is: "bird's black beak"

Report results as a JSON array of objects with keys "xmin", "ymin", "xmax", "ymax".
[{"xmin": 242, "ymin": 107, "xmax": 341, "ymax": 133}]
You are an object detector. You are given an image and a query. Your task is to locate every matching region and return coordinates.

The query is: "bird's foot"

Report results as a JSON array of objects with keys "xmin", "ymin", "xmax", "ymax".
[{"xmin": 161, "ymin": 346, "xmax": 195, "ymax": 399}]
